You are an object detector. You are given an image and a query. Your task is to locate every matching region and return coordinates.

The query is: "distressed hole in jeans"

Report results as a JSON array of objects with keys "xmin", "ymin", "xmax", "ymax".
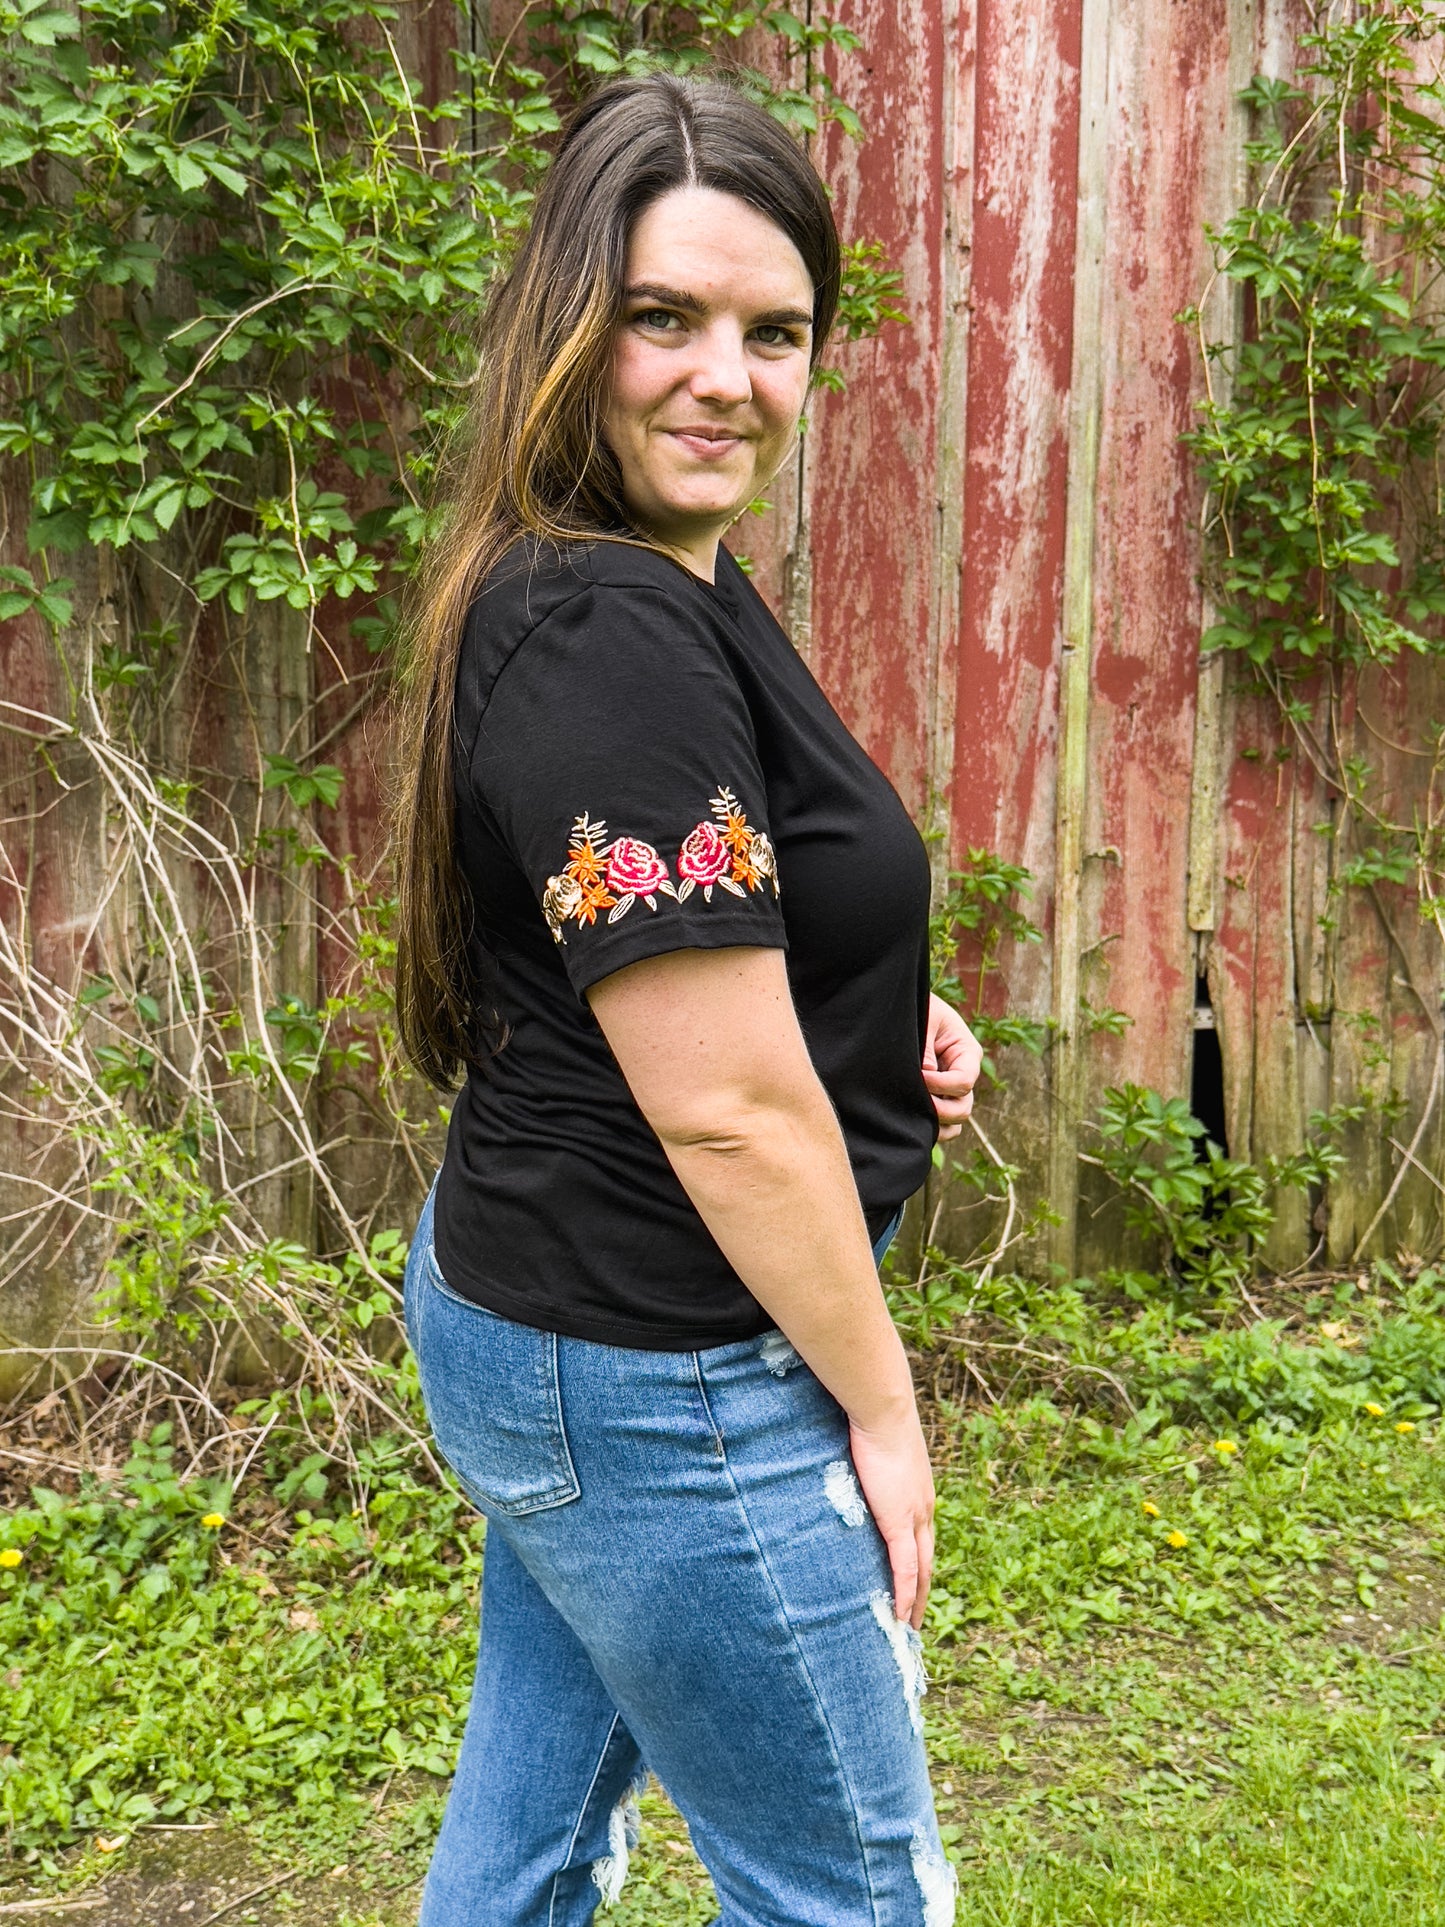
[
  {"xmin": 591, "ymin": 1777, "xmax": 644, "ymax": 1907},
  {"xmin": 759, "ymin": 1330, "xmax": 802, "ymax": 1377},
  {"xmin": 911, "ymin": 1823, "xmax": 958, "ymax": 1927},
  {"xmin": 824, "ymin": 1459, "xmax": 868, "ymax": 1528},
  {"xmin": 870, "ymin": 1589, "xmax": 927, "ymax": 1736}
]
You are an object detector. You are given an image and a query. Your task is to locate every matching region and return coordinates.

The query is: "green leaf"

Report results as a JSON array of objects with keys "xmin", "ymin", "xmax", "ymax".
[
  {"xmin": 27, "ymin": 508, "xmax": 87, "ymax": 554},
  {"xmin": 205, "ymin": 156, "xmax": 249, "ymax": 197},
  {"xmin": 262, "ymin": 754, "xmax": 344, "ymax": 810},
  {"xmin": 18, "ymin": 7, "xmax": 81, "ymax": 43},
  {"xmin": 34, "ymin": 585, "xmax": 73, "ymax": 627},
  {"xmin": 161, "ymin": 148, "xmax": 208, "ymax": 194}
]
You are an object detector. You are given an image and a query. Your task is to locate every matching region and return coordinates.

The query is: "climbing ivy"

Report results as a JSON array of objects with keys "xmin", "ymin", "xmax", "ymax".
[
  {"xmin": 0, "ymin": 0, "xmax": 887, "ymax": 648},
  {"xmin": 1186, "ymin": 0, "xmax": 1445, "ymax": 1252},
  {"xmin": 1188, "ymin": 6, "xmax": 1445, "ymax": 673}
]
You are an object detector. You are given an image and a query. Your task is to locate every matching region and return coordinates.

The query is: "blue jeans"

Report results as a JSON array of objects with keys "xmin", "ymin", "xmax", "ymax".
[{"xmin": 404, "ymin": 1190, "xmax": 953, "ymax": 1926}]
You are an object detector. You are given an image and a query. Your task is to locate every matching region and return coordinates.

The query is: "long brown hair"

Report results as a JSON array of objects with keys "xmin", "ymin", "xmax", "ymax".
[{"xmin": 392, "ymin": 72, "xmax": 841, "ymax": 1089}]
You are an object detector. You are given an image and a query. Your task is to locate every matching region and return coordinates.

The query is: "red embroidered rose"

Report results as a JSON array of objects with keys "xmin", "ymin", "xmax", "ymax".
[
  {"xmin": 606, "ymin": 837, "xmax": 670, "ymax": 897},
  {"xmin": 678, "ymin": 822, "xmax": 731, "ymax": 885}
]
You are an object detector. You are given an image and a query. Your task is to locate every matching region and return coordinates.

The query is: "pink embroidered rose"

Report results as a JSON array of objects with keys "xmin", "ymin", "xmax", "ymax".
[
  {"xmin": 677, "ymin": 822, "xmax": 732, "ymax": 886},
  {"xmin": 605, "ymin": 837, "xmax": 670, "ymax": 897}
]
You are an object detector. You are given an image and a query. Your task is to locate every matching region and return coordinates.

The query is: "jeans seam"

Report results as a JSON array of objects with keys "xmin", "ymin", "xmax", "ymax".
[
  {"xmin": 547, "ymin": 1709, "xmax": 626, "ymax": 1927},
  {"xmin": 689, "ymin": 1353, "xmax": 883, "ymax": 1926}
]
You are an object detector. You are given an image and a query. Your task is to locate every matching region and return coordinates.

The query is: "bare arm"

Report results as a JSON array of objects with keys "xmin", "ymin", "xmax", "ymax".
[{"xmin": 586, "ymin": 944, "xmax": 933, "ymax": 1626}]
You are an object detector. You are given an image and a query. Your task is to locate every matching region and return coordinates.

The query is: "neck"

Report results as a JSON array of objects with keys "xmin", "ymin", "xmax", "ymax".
[
  {"xmin": 627, "ymin": 508, "xmax": 726, "ymax": 584},
  {"xmin": 667, "ymin": 534, "xmax": 720, "ymax": 582}
]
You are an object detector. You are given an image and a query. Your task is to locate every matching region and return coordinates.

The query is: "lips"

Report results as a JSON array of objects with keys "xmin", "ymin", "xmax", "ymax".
[{"xmin": 666, "ymin": 426, "xmax": 746, "ymax": 456}]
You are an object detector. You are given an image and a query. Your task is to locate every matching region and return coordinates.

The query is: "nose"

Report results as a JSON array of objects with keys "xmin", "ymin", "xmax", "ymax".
[{"xmin": 689, "ymin": 322, "xmax": 752, "ymax": 408}]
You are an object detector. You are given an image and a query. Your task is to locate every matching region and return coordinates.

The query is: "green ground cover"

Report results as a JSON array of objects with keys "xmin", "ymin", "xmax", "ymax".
[{"xmin": 1, "ymin": 1268, "xmax": 1443, "ymax": 1923}]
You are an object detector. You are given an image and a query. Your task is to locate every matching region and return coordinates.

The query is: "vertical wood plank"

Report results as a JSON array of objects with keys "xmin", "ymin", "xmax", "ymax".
[
  {"xmin": 0, "ymin": 503, "xmax": 117, "ymax": 1386},
  {"xmin": 1079, "ymin": 0, "xmax": 1261, "ymax": 1118},
  {"xmin": 923, "ymin": 0, "xmax": 977, "ymax": 882},
  {"xmin": 1048, "ymin": 0, "xmax": 1113, "ymax": 1277},
  {"xmin": 944, "ymin": 0, "xmax": 1084, "ymax": 1259},
  {"xmin": 806, "ymin": 0, "xmax": 951, "ymax": 814},
  {"xmin": 1188, "ymin": 0, "xmax": 1256, "ymax": 947},
  {"xmin": 1327, "ymin": 657, "xmax": 1444, "ymax": 1262}
]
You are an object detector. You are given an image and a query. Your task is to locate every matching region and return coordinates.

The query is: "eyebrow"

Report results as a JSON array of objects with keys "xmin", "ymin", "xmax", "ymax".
[{"xmin": 623, "ymin": 282, "xmax": 813, "ymax": 330}]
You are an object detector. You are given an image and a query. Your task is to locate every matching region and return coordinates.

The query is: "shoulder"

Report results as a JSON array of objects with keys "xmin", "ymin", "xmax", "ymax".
[
  {"xmin": 471, "ymin": 535, "xmax": 717, "ymax": 638},
  {"xmin": 460, "ymin": 537, "xmax": 734, "ymax": 712}
]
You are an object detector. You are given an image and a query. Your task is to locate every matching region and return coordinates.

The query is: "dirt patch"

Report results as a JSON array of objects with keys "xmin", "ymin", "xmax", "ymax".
[
  {"xmin": 0, "ymin": 1829, "xmax": 420, "ymax": 1927},
  {"xmin": 1323, "ymin": 1554, "xmax": 1445, "ymax": 1658}
]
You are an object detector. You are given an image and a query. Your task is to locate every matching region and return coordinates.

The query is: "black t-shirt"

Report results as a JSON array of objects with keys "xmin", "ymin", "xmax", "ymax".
[{"xmin": 433, "ymin": 535, "xmax": 937, "ymax": 1349}]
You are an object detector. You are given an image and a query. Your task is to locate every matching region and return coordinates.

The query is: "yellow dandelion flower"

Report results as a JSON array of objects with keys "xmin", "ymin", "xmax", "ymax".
[
  {"xmin": 201, "ymin": 1512, "xmax": 226, "ymax": 1529},
  {"xmin": 1167, "ymin": 1530, "xmax": 1188, "ymax": 1549},
  {"xmin": 0, "ymin": 1548, "xmax": 21, "ymax": 1569},
  {"xmin": 1141, "ymin": 1501, "xmax": 1160, "ymax": 1518},
  {"xmin": 1214, "ymin": 1440, "xmax": 1238, "ymax": 1455},
  {"xmin": 1364, "ymin": 1402, "xmax": 1385, "ymax": 1418},
  {"xmin": 1395, "ymin": 1421, "xmax": 1416, "ymax": 1435}
]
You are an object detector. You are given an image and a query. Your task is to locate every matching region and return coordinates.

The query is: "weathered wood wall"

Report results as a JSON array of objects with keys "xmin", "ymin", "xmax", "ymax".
[
  {"xmin": 4, "ymin": 0, "xmax": 1443, "ymax": 1364},
  {"xmin": 751, "ymin": 0, "xmax": 1444, "ymax": 1272}
]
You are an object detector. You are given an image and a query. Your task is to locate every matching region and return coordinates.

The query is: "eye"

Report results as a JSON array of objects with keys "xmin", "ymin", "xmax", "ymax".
[
  {"xmin": 633, "ymin": 307, "xmax": 683, "ymax": 332},
  {"xmin": 751, "ymin": 323, "xmax": 808, "ymax": 349}
]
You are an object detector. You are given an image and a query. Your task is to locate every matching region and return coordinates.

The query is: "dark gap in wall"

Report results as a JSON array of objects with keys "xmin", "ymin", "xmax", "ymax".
[{"xmin": 1191, "ymin": 973, "xmax": 1229, "ymax": 1158}]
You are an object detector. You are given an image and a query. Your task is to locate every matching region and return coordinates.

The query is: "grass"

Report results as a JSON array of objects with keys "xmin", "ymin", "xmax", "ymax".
[{"xmin": 1, "ymin": 1267, "xmax": 1443, "ymax": 1922}]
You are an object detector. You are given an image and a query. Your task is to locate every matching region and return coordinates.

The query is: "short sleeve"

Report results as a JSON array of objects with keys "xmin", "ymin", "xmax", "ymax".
[{"xmin": 467, "ymin": 582, "xmax": 787, "ymax": 997}]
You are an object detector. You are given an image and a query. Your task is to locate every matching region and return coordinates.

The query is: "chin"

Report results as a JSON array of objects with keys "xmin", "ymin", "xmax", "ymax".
[
  {"xmin": 650, "ymin": 489, "xmax": 746, "ymax": 529},
  {"xmin": 656, "ymin": 463, "xmax": 751, "ymax": 510}
]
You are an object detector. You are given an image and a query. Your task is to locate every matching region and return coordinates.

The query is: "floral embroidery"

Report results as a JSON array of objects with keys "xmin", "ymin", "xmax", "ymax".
[
  {"xmin": 677, "ymin": 821, "xmax": 734, "ymax": 892},
  {"xmin": 604, "ymin": 836, "xmax": 678, "ymax": 923},
  {"xmin": 541, "ymin": 789, "xmax": 777, "ymax": 944},
  {"xmin": 676, "ymin": 788, "xmax": 780, "ymax": 903},
  {"xmin": 542, "ymin": 813, "xmax": 678, "ymax": 942}
]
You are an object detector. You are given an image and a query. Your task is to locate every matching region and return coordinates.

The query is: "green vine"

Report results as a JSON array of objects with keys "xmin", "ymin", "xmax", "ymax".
[
  {"xmin": 1186, "ymin": 0, "xmax": 1445, "ymax": 1253},
  {"xmin": 1188, "ymin": 10, "xmax": 1445, "ymax": 672}
]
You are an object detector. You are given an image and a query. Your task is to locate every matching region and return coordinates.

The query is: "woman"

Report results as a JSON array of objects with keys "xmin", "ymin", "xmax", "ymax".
[{"xmin": 395, "ymin": 71, "xmax": 981, "ymax": 1927}]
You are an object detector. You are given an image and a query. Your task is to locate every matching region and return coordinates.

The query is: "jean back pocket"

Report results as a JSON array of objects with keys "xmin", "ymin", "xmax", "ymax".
[{"xmin": 411, "ymin": 1246, "xmax": 580, "ymax": 1518}]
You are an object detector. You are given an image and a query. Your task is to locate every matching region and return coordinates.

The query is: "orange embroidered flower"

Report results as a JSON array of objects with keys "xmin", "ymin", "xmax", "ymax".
[
  {"xmin": 544, "ymin": 813, "xmax": 618, "ymax": 941},
  {"xmin": 717, "ymin": 804, "xmax": 754, "ymax": 857},
  {"xmin": 543, "ymin": 791, "xmax": 778, "ymax": 940}
]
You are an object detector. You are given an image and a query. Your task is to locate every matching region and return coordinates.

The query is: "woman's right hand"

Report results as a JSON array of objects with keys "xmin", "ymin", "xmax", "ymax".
[{"xmin": 847, "ymin": 1409, "xmax": 935, "ymax": 1631}]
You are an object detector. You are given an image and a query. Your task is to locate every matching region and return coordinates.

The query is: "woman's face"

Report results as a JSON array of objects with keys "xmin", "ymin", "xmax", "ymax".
[{"xmin": 602, "ymin": 186, "xmax": 815, "ymax": 579}]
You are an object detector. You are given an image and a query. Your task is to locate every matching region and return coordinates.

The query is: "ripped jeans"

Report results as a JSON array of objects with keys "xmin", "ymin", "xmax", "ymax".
[{"xmin": 403, "ymin": 1186, "xmax": 955, "ymax": 1927}]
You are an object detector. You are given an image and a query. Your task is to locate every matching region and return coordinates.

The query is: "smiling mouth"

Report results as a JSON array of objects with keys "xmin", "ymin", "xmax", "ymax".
[{"xmin": 666, "ymin": 426, "xmax": 746, "ymax": 456}]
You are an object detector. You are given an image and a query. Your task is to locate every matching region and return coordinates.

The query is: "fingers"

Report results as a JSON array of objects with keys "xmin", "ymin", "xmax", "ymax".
[
  {"xmin": 924, "ymin": 1062, "xmax": 976, "ymax": 1097},
  {"xmin": 924, "ymin": 1066, "xmax": 977, "ymax": 1130},
  {"xmin": 929, "ymin": 1074, "xmax": 974, "ymax": 1140},
  {"xmin": 888, "ymin": 1517, "xmax": 934, "ymax": 1628},
  {"xmin": 929, "ymin": 1087, "xmax": 974, "ymax": 1119},
  {"xmin": 890, "ymin": 1534, "xmax": 919, "ymax": 1625},
  {"xmin": 922, "ymin": 1000, "xmax": 981, "ymax": 1143},
  {"xmin": 912, "ymin": 1518, "xmax": 934, "ymax": 1631}
]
